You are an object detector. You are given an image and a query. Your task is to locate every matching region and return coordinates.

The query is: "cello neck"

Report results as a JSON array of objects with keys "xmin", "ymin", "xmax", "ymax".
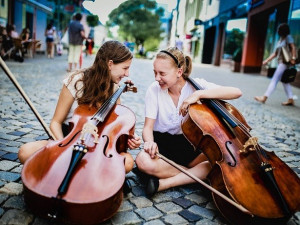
[
  {"xmin": 91, "ymin": 84, "xmax": 127, "ymax": 124},
  {"xmin": 187, "ymin": 77, "xmax": 238, "ymax": 128}
]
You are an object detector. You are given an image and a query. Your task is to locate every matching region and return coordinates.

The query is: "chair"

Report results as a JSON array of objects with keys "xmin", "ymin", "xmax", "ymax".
[{"xmin": 25, "ymin": 40, "xmax": 41, "ymax": 58}]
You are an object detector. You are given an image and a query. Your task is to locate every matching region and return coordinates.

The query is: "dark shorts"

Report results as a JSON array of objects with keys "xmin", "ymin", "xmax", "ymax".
[
  {"xmin": 46, "ymin": 37, "xmax": 54, "ymax": 43},
  {"xmin": 153, "ymin": 131, "xmax": 201, "ymax": 167}
]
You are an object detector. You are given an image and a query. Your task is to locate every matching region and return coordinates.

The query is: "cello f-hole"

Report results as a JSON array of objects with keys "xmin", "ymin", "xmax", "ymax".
[
  {"xmin": 102, "ymin": 135, "xmax": 112, "ymax": 158},
  {"xmin": 58, "ymin": 131, "xmax": 81, "ymax": 147},
  {"xmin": 225, "ymin": 141, "xmax": 237, "ymax": 167}
]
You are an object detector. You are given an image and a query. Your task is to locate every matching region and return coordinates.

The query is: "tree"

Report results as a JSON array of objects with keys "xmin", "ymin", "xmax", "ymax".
[
  {"xmin": 86, "ymin": 15, "xmax": 99, "ymax": 27},
  {"xmin": 224, "ymin": 28, "xmax": 244, "ymax": 56},
  {"xmin": 106, "ymin": 0, "xmax": 164, "ymax": 49}
]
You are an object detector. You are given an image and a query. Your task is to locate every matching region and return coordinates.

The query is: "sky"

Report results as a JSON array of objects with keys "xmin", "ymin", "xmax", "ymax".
[{"xmin": 82, "ymin": 0, "xmax": 177, "ymax": 24}]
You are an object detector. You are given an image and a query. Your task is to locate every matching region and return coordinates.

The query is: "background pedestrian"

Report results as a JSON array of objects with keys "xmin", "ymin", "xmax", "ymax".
[
  {"xmin": 67, "ymin": 13, "xmax": 86, "ymax": 72},
  {"xmin": 45, "ymin": 23, "xmax": 56, "ymax": 59},
  {"xmin": 255, "ymin": 23, "xmax": 297, "ymax": 106}
]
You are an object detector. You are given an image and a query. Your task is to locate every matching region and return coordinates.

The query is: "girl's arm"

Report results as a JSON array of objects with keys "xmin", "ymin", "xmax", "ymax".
[
  {"xmin": 263, "ymin": 52, "xmax": 277, "ymax": 65},
  {"xmin": 143, "ymin": 117, "xmax": 158, "ymax": 159},
  {"xmin": 50, "ymin": 85, "xmax": 75, "ymax": 140},
  {"xmin": 180, "ymin": 86, "xmax": 242, "ymax": 116},
  {"xmin": 289, "ymin": 42, "xmax": 297, "ymax": 65}
]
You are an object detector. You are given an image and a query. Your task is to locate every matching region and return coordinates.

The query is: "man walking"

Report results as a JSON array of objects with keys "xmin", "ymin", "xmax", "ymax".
[{"xmin": 67, "ymin": 13, "xmax": 86, "ymax": 72}]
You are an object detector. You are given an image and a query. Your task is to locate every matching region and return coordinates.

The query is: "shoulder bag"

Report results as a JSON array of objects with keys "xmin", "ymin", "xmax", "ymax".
[{"xmin": 281, "ymin": 66, "xmax": 297, "ymax": 83}]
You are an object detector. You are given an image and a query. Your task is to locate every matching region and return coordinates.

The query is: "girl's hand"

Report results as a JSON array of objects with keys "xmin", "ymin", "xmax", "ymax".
[
  {"xmin": 127, "ymin": 134, "xmax": 141, "ymax": 149},
  {"xmin": 179, "ymin": 91, "xmax": 201, "ymax": 116},
  {"xmin": 143, "ymin": 141, "xmax": 158, "ymax": 159},
  {"xmin": 290, "ymin": 59, "xmax": 296, "ymax": 65},
  {"xmin": 262, "ymin": 60, "xmax": 268, "ymax": 65}
]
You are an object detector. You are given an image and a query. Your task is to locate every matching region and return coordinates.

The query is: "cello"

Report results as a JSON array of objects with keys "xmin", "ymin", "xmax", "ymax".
[
  {"xmin": 176, "ymin": 77, "xmax": 300, "ymax": 225},
  {"xmin": 21, "ymin": 81, "xmax": 137, "ymax": 224}
]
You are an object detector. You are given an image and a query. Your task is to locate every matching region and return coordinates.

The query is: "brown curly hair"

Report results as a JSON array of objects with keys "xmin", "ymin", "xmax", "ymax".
[
  {"xmin": 75, "ymin": 40, "xmax": 132, "ymax": 107},
  {"xmin": 156, "ymin": 47, "xmax": 192, "ymax": 79}
]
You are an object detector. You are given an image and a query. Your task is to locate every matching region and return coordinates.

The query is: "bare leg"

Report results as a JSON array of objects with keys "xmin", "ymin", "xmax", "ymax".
[
  {"xmin": 158, "ymin": 161, "xmax": 211, "ymax": 191},
  {"xmin": 136, "ymin": 151, "xmax": 211, "ymax": 192},
  {"xmin": 68, "ymin": 63, "xmax": 72, "ymax": 72},
  {"xmin": 18, "ymin": 140, "xmax": 48, "ymax": 164}
]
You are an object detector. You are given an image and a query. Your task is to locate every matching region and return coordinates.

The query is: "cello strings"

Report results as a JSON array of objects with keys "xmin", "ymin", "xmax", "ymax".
[
  {"xmin": 211, "ymin": 99, "xmax": 269, "ymax": 161},
  {"xmin": 189, "ymin": 78, "xmax": 269, "ymax": 164}
]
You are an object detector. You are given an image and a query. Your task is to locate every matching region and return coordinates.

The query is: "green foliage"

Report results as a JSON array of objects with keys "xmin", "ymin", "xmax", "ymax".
[
  {"xmin": 144, "ymin": 37, "xmax": 160, "ymax": 52},
  {"xmin": 106, "ymin": 0, "xmax": 164, "ymax": 50},
  {"xmin": 224, "ymin": 29, "xmax": 244, "ymax": 56},
  {"xmin": 86, "ymin": 15, "xmax": 99, "ymax": 27}
]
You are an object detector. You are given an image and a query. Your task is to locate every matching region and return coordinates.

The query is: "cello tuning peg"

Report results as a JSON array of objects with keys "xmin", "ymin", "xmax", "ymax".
[{"xmin": 128, "ymin": 86, "xmax": 137, "ymax": 93}]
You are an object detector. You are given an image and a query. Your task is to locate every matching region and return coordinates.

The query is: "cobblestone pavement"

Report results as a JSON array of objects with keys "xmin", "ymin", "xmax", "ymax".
[{"xmin": 0, "ymin": 53, "xmax": 300, "ymax": 225}]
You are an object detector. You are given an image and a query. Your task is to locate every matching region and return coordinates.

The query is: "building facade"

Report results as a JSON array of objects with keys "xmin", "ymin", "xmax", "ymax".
[{"xmin": 179, "ymin": 0, "xmax": 299, "ymax": 86}]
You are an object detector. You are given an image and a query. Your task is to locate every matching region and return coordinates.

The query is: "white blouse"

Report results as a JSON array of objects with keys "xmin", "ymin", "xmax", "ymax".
[{"xmin": 145, "ymin": 78, "xmax": 220, "ymax": 135}]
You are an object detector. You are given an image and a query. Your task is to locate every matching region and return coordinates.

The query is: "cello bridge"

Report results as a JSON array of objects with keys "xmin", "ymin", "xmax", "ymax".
[
  {"xmin": 80, "ymin": 122, "xmax": 99, "ymax": 143},
  {"xmin": 240, "ymin": 137, "xmax": 258, "ymax": 154}
]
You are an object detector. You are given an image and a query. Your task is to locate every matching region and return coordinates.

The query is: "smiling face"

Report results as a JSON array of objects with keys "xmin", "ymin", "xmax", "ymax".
[
  {"xmin": 109, "ymin": 59, "xmax": 132, "ymax": 84},
  {"xmin": 153, "ymin": 58, "xmax": 182, "ymax": 90}
]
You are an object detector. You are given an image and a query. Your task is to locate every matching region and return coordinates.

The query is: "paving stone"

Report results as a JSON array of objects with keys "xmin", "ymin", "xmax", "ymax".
[
  {"xmin": 7, "ymin": 131, "xmax": 26, "ymax": 137},
  {"xmin": 205, "ymin": 201, "xmax": 218, "ymax": 211},
  {"xmin": 1, "ymin": 153, "xmax": 18, "ymax": 161},
  {"xmin": 0, "ymin": 160, "xmax": 19, "ymax": 171},
  {"xmin": 196, "ymin": 219, "xmax": 220, "ymax": 225},
  {"xmin": 165, "ymin": 190, "xmax": 183, "ymax": 198},
  {"xmin": 144, "ymin": 219, "xmax": 165, "ymax": 225},
  {"xmin": 179, "ymin": 209, "xmax": 202, "ymax": 222},
  {"xmin": 0, "ymin": 209, "xmax": 33, "ymax": 225},
  {"xmin": 129, "ymin": 196, "xmax": 153, "ymax": 208},
  {"xmin": 0, "ymin": 171, "xmax": 20, "ymax": 182},
  {"xmin": 135, "ymin": 207, "xmax": 163, "ymax": 221},
  {"xmin": 0, "ymin": 182, "xmax": 23, "ymax": 195},
  {"xmin": 118, "ymin": 200, "xmax": 133, "ymax": 212},
  {"xmin": 152, "ymin": 192, "xmax": 172, "ymax": 203},
  {"xmin": 111, "ymin": 211, "xmax": 141, "ymax": 225},
  {"xmin": 3, "ymin": 195, "xmax": 25, "ymax": 210},
  {"xmin": 0, "ymin": 208, "xmax": 3, "ymax": 217},
  {"xmin": 185, "ymin": 193, "xmax": 209, "ymax": 205},
  {"xmin": 172, "ymin": 197, "xmax": 195, "ymax": 209},
  {"xmin": 188, "ymin": 205, "xmax": 216, "ymax": 220},
  {"xmin": 0, "ymin": 194, "xmax": 9, "ymax": 205},
  {"xmin": 0, "ymin": 134, "xmax": 19, "ymax": 141},
  {"xmin": 0, "ymin": 146, "xmax": 19, "ymax": 154},
  {"xmin": 11, "ymin": 165, "xmax": 22, "ymax": 173},
  {"xmin": 155, "ymin": 202, "xmax": 182, "ymax": 214},
  {"xmin": 163, "ymin": 213, "xmax": 189, "ymax": 224}
]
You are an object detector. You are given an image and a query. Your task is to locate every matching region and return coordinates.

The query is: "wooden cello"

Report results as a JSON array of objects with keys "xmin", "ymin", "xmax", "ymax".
[
  {"xmin": 21, "ymin": 81, "xmax": 137, "ymax": 224},
  {"xmin": 177, "ymin": 77, "xmax": 300, "ymax": 225}
]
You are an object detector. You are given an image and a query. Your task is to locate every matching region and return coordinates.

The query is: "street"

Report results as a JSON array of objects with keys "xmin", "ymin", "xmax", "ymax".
[{"xmin": 0, "ymin": 53, "xmax": 300, "ymax": 225}]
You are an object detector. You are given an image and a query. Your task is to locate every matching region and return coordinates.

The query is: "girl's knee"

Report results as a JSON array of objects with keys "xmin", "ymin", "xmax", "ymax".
[
  {"xmin": 18, "ymin": 143, "xmax": 30, "ymax": 164},
  {"xmin": 135, "ymin": 151, "xmax": 156, "ymax": 174},
  {"xmin": 18, "ymin": 140, "xmax": 48, "ymax": 164}
]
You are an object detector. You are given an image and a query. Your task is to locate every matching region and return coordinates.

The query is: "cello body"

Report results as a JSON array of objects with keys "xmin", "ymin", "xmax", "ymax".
[
  {"xmin": 22, "ymin": 103, "xmax": 136, "ymax": 224},
  {"xmin": 182, "ymin": 100, "xmax": 300, "ymax": 225}
]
